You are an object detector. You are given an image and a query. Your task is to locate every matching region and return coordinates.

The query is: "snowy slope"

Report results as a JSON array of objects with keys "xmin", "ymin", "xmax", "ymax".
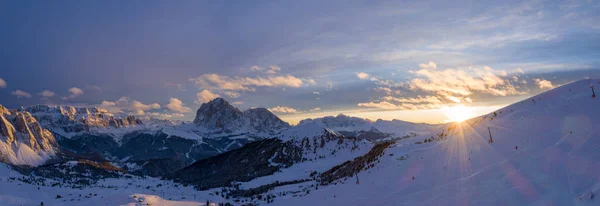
[
  {"xmin": 0, "ymin": 162, "xmax": 219, "ymax": 206},
  {"xmin": 266, "ymin": 79, "xmax": 600, "ymax": 205}
]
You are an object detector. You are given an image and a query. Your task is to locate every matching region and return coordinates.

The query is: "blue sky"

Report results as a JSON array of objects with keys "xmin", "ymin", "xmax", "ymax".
[{"xmin": 1, "ymin": 0, "xmax": 599, "ymax": 124}]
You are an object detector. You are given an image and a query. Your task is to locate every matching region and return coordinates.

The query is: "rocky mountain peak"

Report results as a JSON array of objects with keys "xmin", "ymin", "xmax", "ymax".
[
  {"xmin": 20, "ymin": 105, "xmax": 144, "ymax": 135},
  {"xmin": 0, "ymin": 105, "xmax": 57, "ymax": 166},
  {"xmin": 193, "ymin": 98, "xmax": 289, "ymax": 134},
  {"xmin": 193, "ymin": 98, "xmax": 243, "ymax": 129}
]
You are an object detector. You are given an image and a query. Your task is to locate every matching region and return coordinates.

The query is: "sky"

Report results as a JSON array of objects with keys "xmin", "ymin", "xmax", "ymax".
[{"xmin": 1, "ymin": 0, "xmax": 599, "ymax": 124}]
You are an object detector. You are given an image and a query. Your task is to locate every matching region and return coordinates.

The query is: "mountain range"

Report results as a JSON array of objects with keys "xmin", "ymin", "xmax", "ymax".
[{"xmin": 0, "ymin": 79, "xmax": 598, "ymax": 205}]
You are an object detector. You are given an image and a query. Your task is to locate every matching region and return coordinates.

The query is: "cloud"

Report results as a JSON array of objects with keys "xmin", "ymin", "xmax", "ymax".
[
  {"xmin": 130, "ymin": 100, "xmax": 160, "ymax": 115},
  {"xmin": 166, "ymin": 98, "xmax": 192, "ymax": 113},
  {"xmin": 358, "ymin": 62, "xmax": 528, "ymax": 111},
  {"xmin": 11, "ymin": 90, "xmax": 32, "ymax": 99},
  {"xmin": 418, "ymin": 61, "xmax": 437, "ymax": 70},
  {"xmin": 305, "ymin": 78, "xmax": 317, "ymax": 85},
  {"xmin": 382, "ymin": 95, "xmax": 442, "ymax": 104},
  {"xmin": 357, "ymin": 101, "xmax": 402, "ymax": 110},
  {"xmin": 312, "ymin": 91, "xmax": 320, "ymax": 95},
  {"xmin": 251, "ymin": 65, "xmax": 282, "ymax": 74},
  {"xmin": 0, "ymin": 78, "xmax": 6, "ymax": 88},
  {"xmin": 358, "ymin": 100, "xmax": 442, "ymax": 110},
  {"xmin": 189, "ymin": 73, "xmax": 304, "ymax": 92},
  {"xmin": 534, "ymin": 78, "xmax": 554, "ymax": 89},
  {"xmin": 232, "ymin": 101, "xmax": 244, "ymax": 105},
  {"xmin": 310, "ymin": 107, "xmax": 321, "ymax": 112},
  {"xmin": 195, "ymin": 90, "xmax": 220, "ymax": 104},
  {"xmin": 266, "ymin": 65, "xmax": 281, "ymax": 74},
  {"xmin": 64, "ymin": 87, "xmax": 84, "ymax": 99},
  {"xmin": 39, "ymin": 90, "xmax": 56, "ymax": 98},
  {"xmin": 374, "ymin": 87, "xmax": 401, "ymax": 95},
  {"xmin": 268, "ymin": 106, "xmax": 299, "ymax": 114},
  {"xmin": 98, "ymin": 97, "xmax": 160, "ymax": 115},
  {"xmin": 356, "ymin": 72, "xmax": 370, "ymax": 79},
  {"xmin": 408, "ymin": 62, "xmax": 523, "ymax": 97}
]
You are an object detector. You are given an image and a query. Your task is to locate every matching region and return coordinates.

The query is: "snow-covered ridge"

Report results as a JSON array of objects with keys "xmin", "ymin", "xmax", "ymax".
[
  {"xmin": 0, "ymin": 105, "xmax": 57, "ymax": 166},
  {"xmin": 299, "ymin": 113, "xmax": 434, "ymax": 141}
]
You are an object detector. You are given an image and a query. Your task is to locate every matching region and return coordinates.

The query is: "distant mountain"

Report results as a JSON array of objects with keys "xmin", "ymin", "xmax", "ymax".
[
  {"xmin": 299, "ymin": 113, "xmax": 432, "ymax": 141},
  {"xmin": 2, "ymin": 99, "xmax": 290, "ymax": 176},
  {"xmin": 19, "ymin": 105, "xmax": 143, "ymax": 136},
  {"xmin": 0, "ymin": 105, "xmax": 58, "ymax": 166},
  {"xmin": 194, "ymin": 98, "xmax": 290, "ymax": 135}
]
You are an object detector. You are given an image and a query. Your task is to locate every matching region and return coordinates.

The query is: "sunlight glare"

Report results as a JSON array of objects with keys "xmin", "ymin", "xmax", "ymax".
[{"xmin": 442, "ymin": 105, "xmax": 474, "ymax": 123}]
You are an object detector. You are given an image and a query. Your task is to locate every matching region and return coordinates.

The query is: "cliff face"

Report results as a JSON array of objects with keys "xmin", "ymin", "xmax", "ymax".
[
  {"xmin": 0, "ymin": 105, "xmax": 58, "ymax": 166},
  {"xmin": 22, "ymin": 105, "xmax": 143, "ymax": 134},
  {"xmin": 193, "ymin": 98, "xmax": 290, "ymax": 134}
]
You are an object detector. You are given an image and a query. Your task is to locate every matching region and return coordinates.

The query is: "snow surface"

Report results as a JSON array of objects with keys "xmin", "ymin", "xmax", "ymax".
[{"xmin": 0, "ymin": 79, "xmax": 598, "ymax": 206}]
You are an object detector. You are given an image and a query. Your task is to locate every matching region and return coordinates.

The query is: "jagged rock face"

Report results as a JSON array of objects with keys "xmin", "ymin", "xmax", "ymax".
[
  {"xmin": 0, "ymin": 105, "xmax": 58, "ymax": 166},
  {"xmin": 22, "ymin": 105, "xmax": 143, "ymax": 134},
  {"xmin": 244, "ymin": 108, "xmax": 290, "ymax": 134},
  {"xmin": 193, "ymin": 98, "xmax": 290, "ymax": 134},
  {"xmin": 194, "ymin": 98, "xmax": 244, "ymax": 129}
]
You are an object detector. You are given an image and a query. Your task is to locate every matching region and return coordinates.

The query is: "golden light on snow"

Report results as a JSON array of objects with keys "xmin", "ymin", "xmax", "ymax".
[{"xmin": 442, "ymin": 105, "xmax": 474, "ymax": 122}]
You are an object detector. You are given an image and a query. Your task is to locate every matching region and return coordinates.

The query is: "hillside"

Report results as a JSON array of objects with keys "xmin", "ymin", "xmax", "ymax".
[{"xmin": 0, "ymin": 79, "xmax": 597, "ymax": 205}]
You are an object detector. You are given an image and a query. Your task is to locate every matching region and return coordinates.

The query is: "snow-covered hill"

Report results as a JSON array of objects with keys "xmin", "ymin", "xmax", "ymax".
[{"xmin": 264, "ymin": 79, "xmax": 600, "ymax": 205}]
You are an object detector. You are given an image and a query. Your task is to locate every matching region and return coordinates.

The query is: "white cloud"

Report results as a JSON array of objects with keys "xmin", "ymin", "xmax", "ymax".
[
  {"xmin": 310, "ymin": 107, "xmax": 321, "ymax": 112},
  {"xmin": 98, "ymin": 97, "xmax": 160, "ymax": 115},
  {"xmin": 0, "ymin": 78, "xmax": 6, "ymax": 88},
  {"xmin": 130, "ymin": 100, "xmax": 160, "ymax": 115},
  {"xmin": 356, "ymin": 72, "xmax": 370, "ymax": 79},
  {"xmin": 189, "ymin": 73, "xmax": 304, "ymax": 92},
  {"xmin": 166, "ymin": 98, "xmax": 192, "ymax": 113},
  {"xmin": 418, "ymin": 61, "xmax": 437, "ymax": 70},
  {"xmin": 65, "ymin": 87, "xmax": 84, "ymax": 99},
  {"xmin": 408, "ymin": 62, "xmax": 523, "ymax": 97},
  {"xmin": 196, "ymin": 90, "xmax": 220, "ymax": 104},
  {"xmin": 534, "ymin": 78, "xmax": 554, "ymax": 89},
  {"xmin": 266, "ymin": 65, "xmax": 281, "ymax": 74},
  {"xmin": 305, "ymin": 78, "xmax": 317, "ymax": 85},
  {"xmin": 11, "ymin": 90, "xmax": 32, "ymax": 99},
  {"xmin": 39, "ymin": 90, "xmax": 56, "ymax": 97},
  {"xmin": 252, "ymin": 65, "xmax": 282, "ymax": 75},
  {"xmin": 268, "ymin": 106, "xmax": 299, "ymax": 114},
  {"xmin": 312, "ymin": 91, "xmax": 320, "ymax": 95}
]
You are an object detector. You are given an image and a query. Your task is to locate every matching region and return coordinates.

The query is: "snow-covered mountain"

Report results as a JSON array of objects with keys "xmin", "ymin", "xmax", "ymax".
[
  {"xmin": 300, "ymin": 113, "xmax": 433, "ymax": 141},
  {"xmin": 1, "ymin": 79, "xmax": 598, "ymax": 206},
  {"xmin": 194, "ymin": 98, "xmax": 290, "ymax": 135},
  {"xmin": 19, "ymin": 105, "xmax": 142, "ymax": 136},
  {"xmin": 0, "ymin": 105, "xmax": 58, "ymax": 166}
]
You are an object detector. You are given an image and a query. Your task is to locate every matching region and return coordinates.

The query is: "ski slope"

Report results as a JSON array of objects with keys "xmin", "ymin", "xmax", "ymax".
[{"xmin": 269, "ymin": 79, "xmax": 600, "ymax": 205}]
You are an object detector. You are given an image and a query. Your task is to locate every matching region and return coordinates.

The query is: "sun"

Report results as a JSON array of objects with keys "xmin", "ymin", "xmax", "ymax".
[{"xmin": 442, "ymin": 105, "xmax": 474, "ymax": 123}]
